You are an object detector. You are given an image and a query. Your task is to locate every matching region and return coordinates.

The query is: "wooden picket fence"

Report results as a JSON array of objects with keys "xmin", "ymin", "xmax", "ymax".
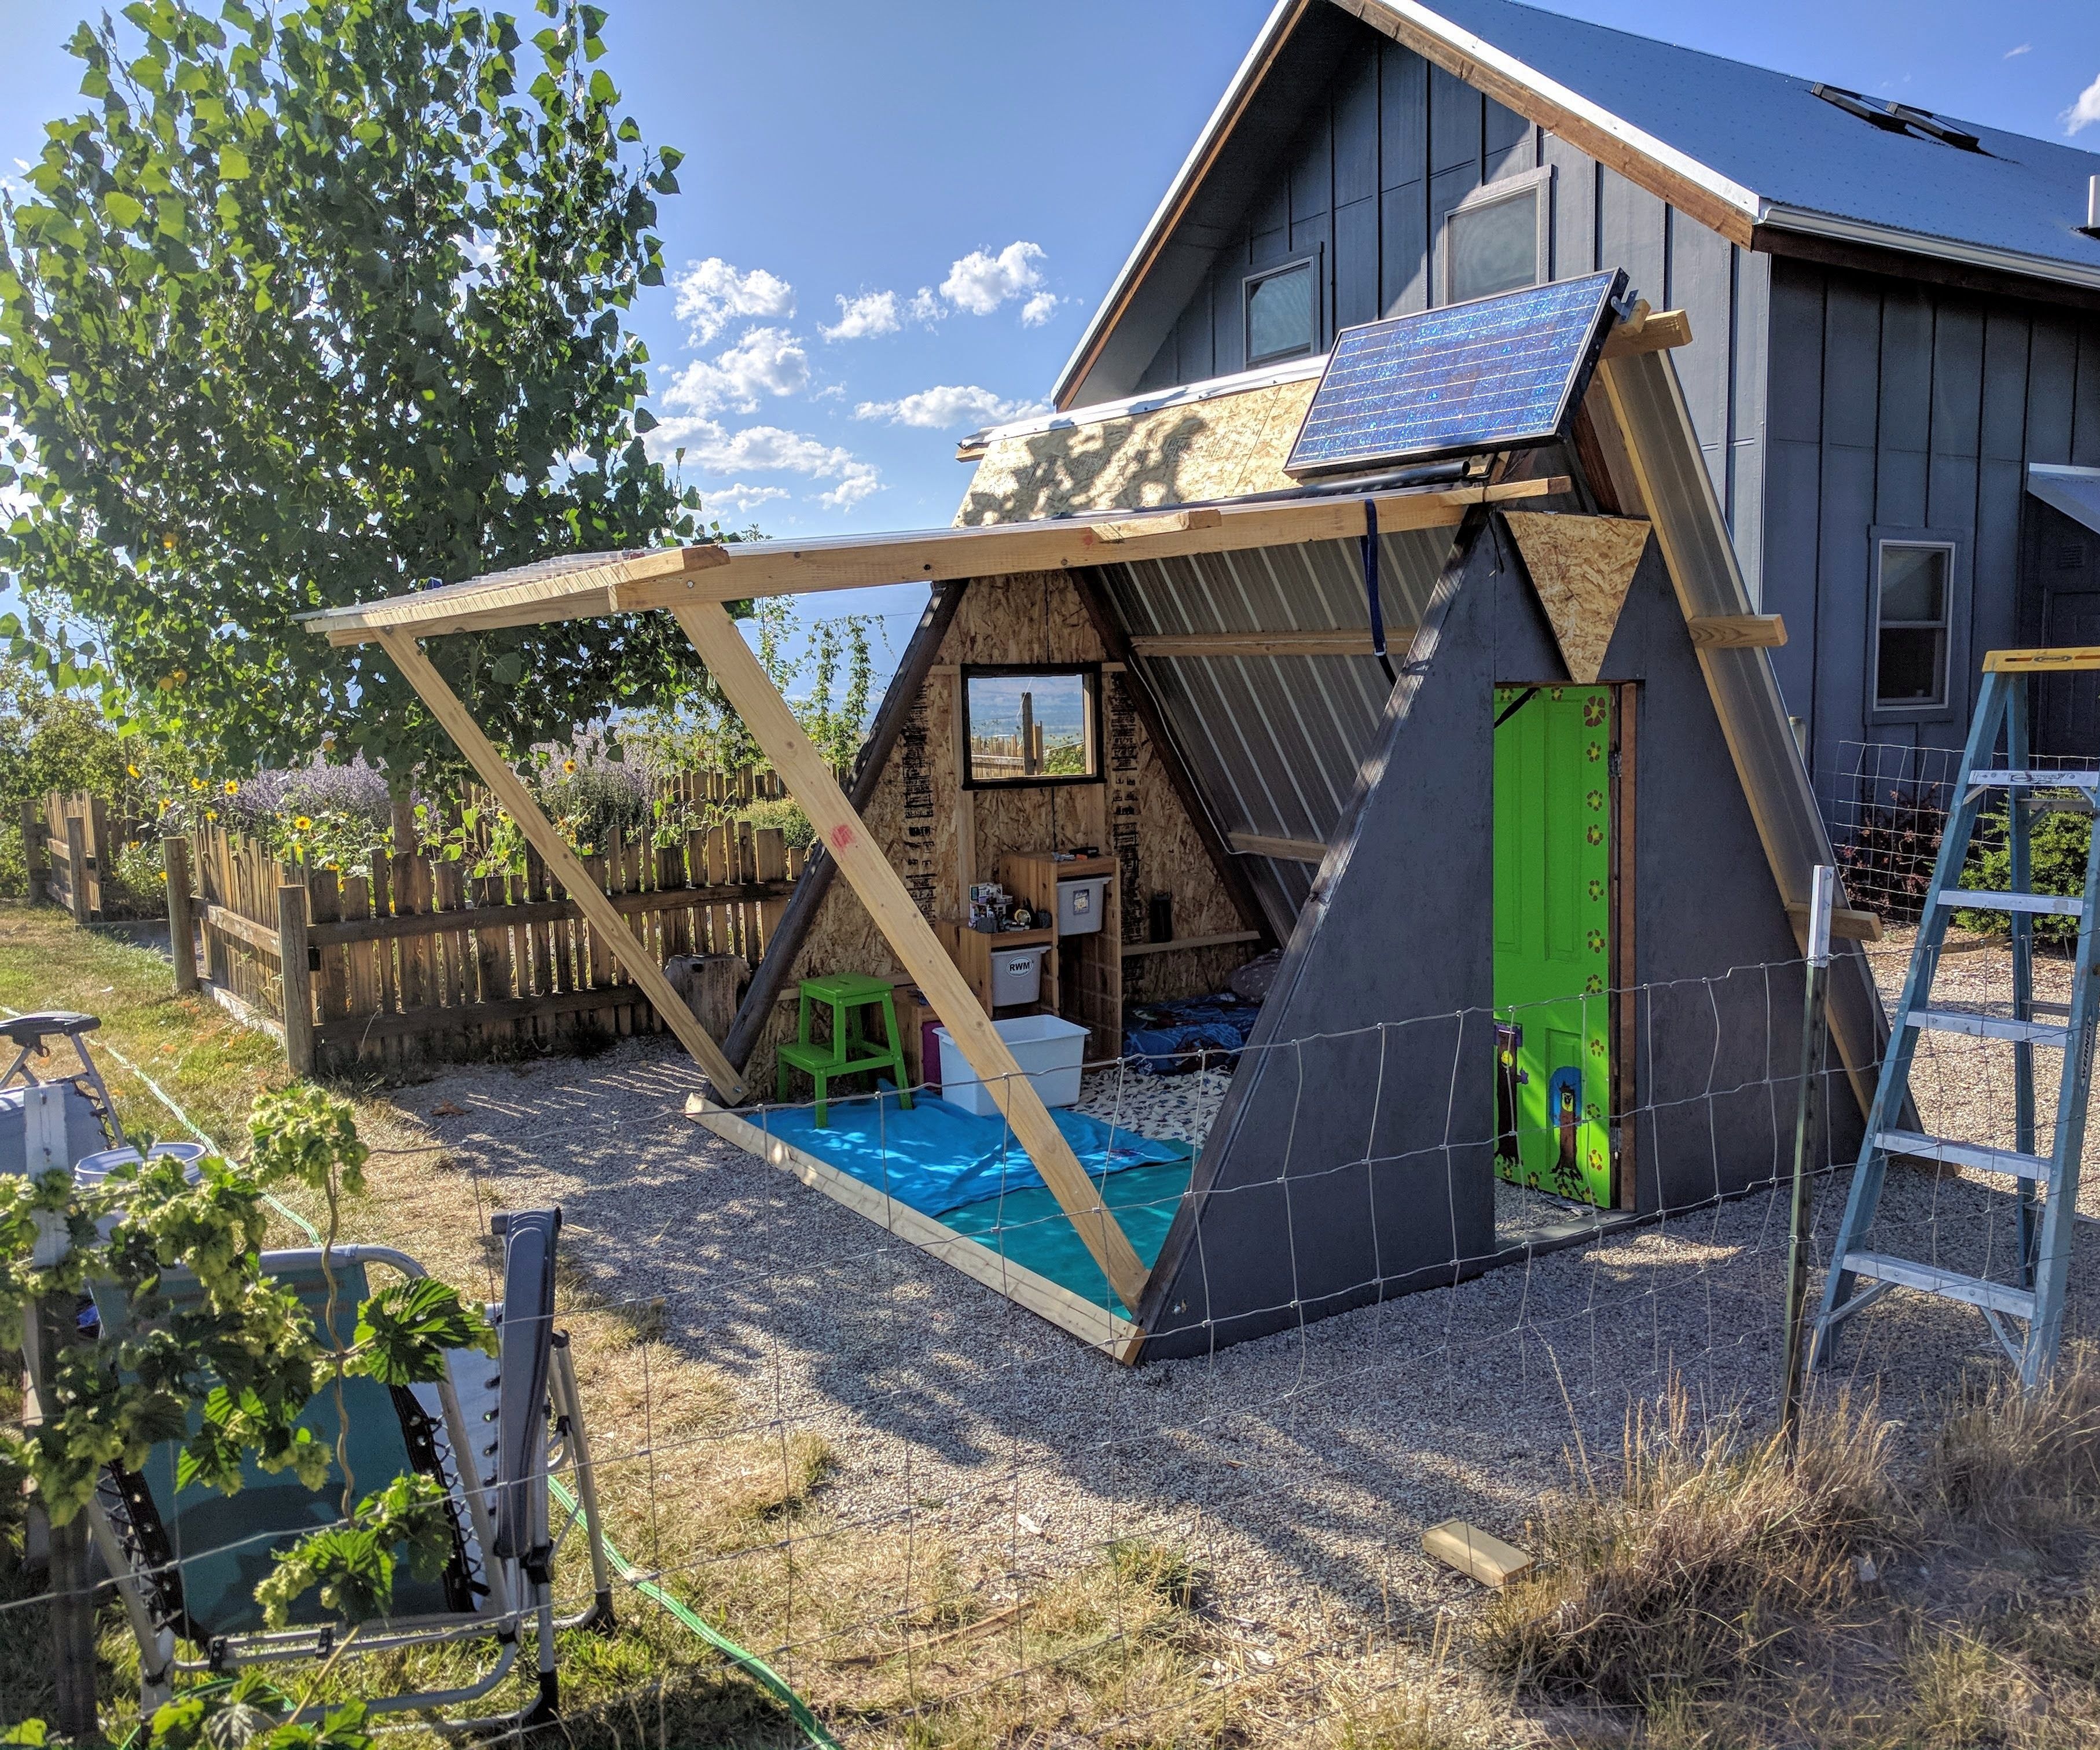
[
  {"xmin": 19, "ymin": 793, "xmax": 161, "ymax": 921},
  {"xmin": 174, "ymin": 812, "xmax": 806, "ymax": 1075}
]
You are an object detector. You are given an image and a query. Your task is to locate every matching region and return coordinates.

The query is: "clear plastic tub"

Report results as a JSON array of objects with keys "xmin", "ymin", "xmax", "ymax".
[
  {"xmin": 935, "ymin": 1014, "xmax": 1089, "ymax": 1116},
  {"xmin": 989, "ymin": 943, "xmax": 1048, "ymax": 1006},
  {"xmin": 1058, "ymin": 874, "xmax": 1110, "ymax": 936}
]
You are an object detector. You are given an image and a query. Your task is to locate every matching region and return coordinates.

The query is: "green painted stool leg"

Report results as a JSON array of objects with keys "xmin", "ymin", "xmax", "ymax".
[
  {"xmin": 812, "ymin": 1067, "xmax": 828, "ymax": 1129},
  {"xmin": 878, "ymin": 992, "xmax": 913, "ymax": 1109}
]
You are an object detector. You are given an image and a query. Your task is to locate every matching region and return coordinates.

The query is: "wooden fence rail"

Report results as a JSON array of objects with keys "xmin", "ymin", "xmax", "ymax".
[{"xmin": 185, "ymin": 817, "xmax": 803, "ymax": 1075}]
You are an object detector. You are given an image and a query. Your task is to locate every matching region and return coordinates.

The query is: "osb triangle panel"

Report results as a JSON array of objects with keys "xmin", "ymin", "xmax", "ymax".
[
  {"xmin": 1503, "ymin": 512, "xmax": 1651, "ymax": 685},
  {"xmin": 955, "ymin": 380, "xmax": 1316, "ymax": 526}
]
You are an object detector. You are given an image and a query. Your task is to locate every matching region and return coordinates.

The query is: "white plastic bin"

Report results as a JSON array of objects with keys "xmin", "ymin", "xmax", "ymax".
[
  {"xmin": 1058, "ymin": 874, "xmax": 1110, "ymax": 936},
  {"xmin": 935, "ymin": 1014, "xmax": 1089, "ymax": 1116},
  {"xmin": 989, "ymin": 943, "xmax": 1048, "ymax": 1006}
]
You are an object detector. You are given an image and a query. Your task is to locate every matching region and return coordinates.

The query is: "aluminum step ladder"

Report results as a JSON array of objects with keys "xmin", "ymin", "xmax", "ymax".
[{"xmin": 1813, "ymin": 649, "xmax": 2099, "ymax": 1388}]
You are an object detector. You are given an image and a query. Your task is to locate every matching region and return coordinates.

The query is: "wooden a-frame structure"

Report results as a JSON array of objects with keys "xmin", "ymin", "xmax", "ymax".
[{"xmin": 304, "ymin": 330, "xmax": 1890, "ymax": 1358}]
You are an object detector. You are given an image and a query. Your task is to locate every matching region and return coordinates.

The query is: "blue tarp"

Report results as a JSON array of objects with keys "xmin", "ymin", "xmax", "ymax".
[{"xmin": 755, "ymin": 1088, "xmax": 1191, "ymax": 1216}]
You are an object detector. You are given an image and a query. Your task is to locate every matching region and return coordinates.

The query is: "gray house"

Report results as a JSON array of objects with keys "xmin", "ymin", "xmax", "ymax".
[{"xmin": 994, "ymin": 0, "xmax": 2100, "ymax": 789}]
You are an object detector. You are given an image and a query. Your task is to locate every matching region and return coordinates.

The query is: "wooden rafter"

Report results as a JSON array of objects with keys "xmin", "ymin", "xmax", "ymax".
[
  {"xmin": 373, "ymin": 629, "xmax": 750, "ymax": 1102},
  {"xmin": 306, "ymin": 479, "xmax": 1566, "ymax": 644},
  {"xmin": 666, "ymin": 600, "xmax": 1154, "ymax": 1313}
]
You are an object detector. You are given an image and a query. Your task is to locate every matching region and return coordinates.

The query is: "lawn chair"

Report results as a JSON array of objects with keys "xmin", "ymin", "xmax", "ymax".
[
  {"xmin": 1, "ymin": 1012, "xmax": 124, "ymax": 1174},
  {"xmin": 86, "ymin": 1207, "xmax": 615, "ymax": 1733}
]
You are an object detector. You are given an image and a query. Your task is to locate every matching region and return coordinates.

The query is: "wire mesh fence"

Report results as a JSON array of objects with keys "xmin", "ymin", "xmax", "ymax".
[{"xmin": 8, "ymin": 942, "xmax": 2100, "ymax": 1746}]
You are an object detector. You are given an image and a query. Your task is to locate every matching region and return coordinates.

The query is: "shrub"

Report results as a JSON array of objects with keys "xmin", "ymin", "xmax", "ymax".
[
  {"xmin": 1837, "ymin": 784, "xmax": 1948, "ymax": 924},
  {"xmin": 1956, "ymin": 796, "xmax": 2093, "ymax": 945},
  {"xmin": 739, "ymin": 795, "xmax": 813, "ymax": 851}
]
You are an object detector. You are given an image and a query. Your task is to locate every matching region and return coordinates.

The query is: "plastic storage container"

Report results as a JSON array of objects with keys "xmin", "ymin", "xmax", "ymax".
[
  {"xmin": 989, "ymin": 942, "xmax": 1049, "ymax": 1007},
  {"xmin": 1058, "ymin": 874, "xmax": 1110, "ymax": 936},
  {"xmin": 935, "ymin": 1014, "xmax": 1089, "ymax": 1116}
]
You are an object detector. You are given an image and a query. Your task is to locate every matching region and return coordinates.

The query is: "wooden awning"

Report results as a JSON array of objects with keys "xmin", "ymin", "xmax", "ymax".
[{"xmin": 299, "ymin": 479, "xmax": 1562, "ymax": 644}]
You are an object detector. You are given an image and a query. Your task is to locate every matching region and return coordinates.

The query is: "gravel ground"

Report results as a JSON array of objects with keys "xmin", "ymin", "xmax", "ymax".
[{"xmin": 383, "ymin": 1000, "xmax": 2100, "ymax": 1656}]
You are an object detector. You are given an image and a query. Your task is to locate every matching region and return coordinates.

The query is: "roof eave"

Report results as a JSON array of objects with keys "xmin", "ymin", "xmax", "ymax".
[{"xmin": 1756, "ymin": 204, "xmax": 2100, "ymax": 297}]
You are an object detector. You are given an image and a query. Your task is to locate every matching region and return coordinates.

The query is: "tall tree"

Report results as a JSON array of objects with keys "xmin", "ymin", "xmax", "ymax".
[{"xmin": 0, "ymin": 0, "xmax": 706, "ymax": 778}]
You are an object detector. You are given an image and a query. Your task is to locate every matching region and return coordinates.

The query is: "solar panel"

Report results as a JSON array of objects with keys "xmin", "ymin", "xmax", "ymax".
[{"xmin": 1284, "ymin": 270, "xmax": 1628, "ymax": 479}]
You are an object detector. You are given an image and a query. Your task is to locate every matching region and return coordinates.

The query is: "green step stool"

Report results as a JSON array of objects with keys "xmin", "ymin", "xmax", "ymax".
[{"xmin": 777, "ymin": 972, "xmax": 916, "ymax": 1127}]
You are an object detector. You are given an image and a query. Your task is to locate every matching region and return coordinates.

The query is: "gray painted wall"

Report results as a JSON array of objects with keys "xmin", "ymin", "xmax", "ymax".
[
  {"xmin": 1138, "ymin": 513, "xmax": 1849, "ymax": 1356},
  {"xmin": 1764, "ymin": 256, "xmax": 2100, "ymax": 796},
  {"xmin": 1112, "ymin": 18, "xmax": 1767, "ymax": 595}
]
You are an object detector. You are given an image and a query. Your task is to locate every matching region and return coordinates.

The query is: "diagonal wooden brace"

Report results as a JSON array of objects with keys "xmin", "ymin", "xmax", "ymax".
[
  {"xmin": 375, "ymin": 628, "xmax": 749, "ymax": 1104},
  {"xmin": 667, "ymin": 600, "xmax": 1152, "ymax": 1313}
]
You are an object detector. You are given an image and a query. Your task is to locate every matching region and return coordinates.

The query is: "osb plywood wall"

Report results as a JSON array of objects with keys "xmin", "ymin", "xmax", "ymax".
[
  {"xmin": 954, "ymin": 379, "xmax": 1316, "ymax": 527},
  {"xmin": 746, "ymin": 570, "xmax": 1255, "ymax": 1087}
]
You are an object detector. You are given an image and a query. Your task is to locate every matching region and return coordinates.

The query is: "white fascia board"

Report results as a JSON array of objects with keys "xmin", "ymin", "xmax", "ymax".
[
  {"xmin": 1358, "ymin": 0, "xmax": 1763, "ymax": 226},
  {"xmin": 969, "ymin": 352, "xmax": 1331, "ymax": 453},
  {"xmin": 1758, "ymin": 204, "xmax": 2100, "ymax": 295},
  {"xmin": 1049, "ymin": 0, "xmax": 1308, "ymax": 408}
]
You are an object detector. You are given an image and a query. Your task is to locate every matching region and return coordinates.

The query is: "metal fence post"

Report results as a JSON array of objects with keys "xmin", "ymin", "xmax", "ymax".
[
  {"xmin": 63, "ymin": 814, "xmax": 90, "ymax": 925},
  {"xmin": 165, "ymin": 835, "xmax": 199, "ymax": 993},
  {"xmin": 1780, "ymin": 863, "xmax": 1837, "ymax": 1450},
  {"xmin": 278, "ymin": 883, "xmax": 315, "ymax": 1077}
]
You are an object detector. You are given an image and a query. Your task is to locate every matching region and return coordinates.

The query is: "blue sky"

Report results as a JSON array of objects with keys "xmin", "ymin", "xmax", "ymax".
[{"xmin": 4, "ymin": 0, "xmax": 2099, "ymax": 691}]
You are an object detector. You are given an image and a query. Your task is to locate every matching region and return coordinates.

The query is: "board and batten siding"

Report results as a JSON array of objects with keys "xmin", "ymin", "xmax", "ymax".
[
  {"xmin": 1763, "ymin": 257, "xmax": 2100, "ymax": 789},
  {"xmin": 1126, "ymin": 28, "xmax": 1768, "ymax": 594}
]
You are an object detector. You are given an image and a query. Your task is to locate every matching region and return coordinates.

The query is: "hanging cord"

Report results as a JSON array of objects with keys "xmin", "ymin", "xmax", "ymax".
[{"xmin": 1361, "ymin": 499, "xmax": 1396, "ymax": 687}]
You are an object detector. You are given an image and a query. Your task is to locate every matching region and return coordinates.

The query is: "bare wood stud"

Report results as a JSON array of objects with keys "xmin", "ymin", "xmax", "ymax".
[
  {"xmin": 372, "ymin": 629, "xmax": 749, "ymax": 1101},
  {"xmin": 165, "ymin": 836, "xmax": 199, "ymax": 992},
  {"xmin": 278, "ymin": 884, "xmax": 316, "ymax": 1077},
  {"xmin": 1687, "ymin": 613, "xmax": 1786, "ymax": 649},
  {"xmin": 63, "ymin": 815, "xmax": 89, "ymax": 925},
  {"xmin": 669, "ymin": 598, "xmax": 1152, "ymax": 1312}
]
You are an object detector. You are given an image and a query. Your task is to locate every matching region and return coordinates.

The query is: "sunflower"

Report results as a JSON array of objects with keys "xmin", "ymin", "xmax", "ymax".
[
  {"xmin": 205, "ymin": 808, "xmax": 218, "ymax": 821},
  {"xmin": 190, "ymin": 777, "xmax": 205, "ymax": 792},
  {"xmin": 127, "ymin": 763, "xmax": 141, "ymax": 779},
  {"xmin": 294, "ymin": 817, "xmax": 313, "ymax": 832},
  {"xmin": 224, "ymin": 779, "xmax": 239, "ymax": 796},
  {"xmin": 563, "ymin": 758, "xmax": 578, "ymax": 775}
]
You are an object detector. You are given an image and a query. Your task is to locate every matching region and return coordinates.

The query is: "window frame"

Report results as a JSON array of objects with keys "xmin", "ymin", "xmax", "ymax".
[
  {"xmin": 957, "ymin": 661, "xmax": 1106, "ymax": 791},
  {"xmin": 1241, "ymin": 252, "xmax": 1321, "ymax": 367},
  {"xmin": 1440, "ymin": 166, "xmax": 1554, "ymax": 307},
  {"xmin": 1866, "ymin": 526, "xmax": 1968, "ymax": 724}
]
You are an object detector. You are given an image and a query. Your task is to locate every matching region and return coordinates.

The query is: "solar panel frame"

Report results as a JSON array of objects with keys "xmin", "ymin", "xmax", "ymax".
[{"xmin": 1284, "ymin": 269, "xmax": 1629, "ymax": 479}]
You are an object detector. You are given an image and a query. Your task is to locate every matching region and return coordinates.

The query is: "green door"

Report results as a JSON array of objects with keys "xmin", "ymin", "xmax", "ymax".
[{"xmin": 1493, "ymin": 685, "xmax": 1614, "ymax": 1207}]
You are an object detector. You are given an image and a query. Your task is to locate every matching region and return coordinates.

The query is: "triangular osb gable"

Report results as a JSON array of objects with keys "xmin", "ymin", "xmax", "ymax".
[
  {"xmin": 956, "ymin": 379, "xmax": 1315, "ymax": 527},
  {"xmin": 1503, "ymin": 512, "xmax": 1650, "ymax": 685}
]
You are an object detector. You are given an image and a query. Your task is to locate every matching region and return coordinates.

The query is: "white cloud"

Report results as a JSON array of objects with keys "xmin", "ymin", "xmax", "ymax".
[
  {"xmin": 648, "ymin": 418, "xmax": 883, "ymax": 513},
  {"xmin": 1020, "ymin": 291, "xmax": 1059, "ymax": 327},
  {"xmin": 660, "ymin": 326, "xmax": 809, "ymax": 416},
  {"xmin": 940, "ymin": 240, "xmax": 1047, "ymax": 315},
  {"xmin": 854, "ymin": 384, "xmax": 1048, "ymax": 429},
  {"xmin": 818, "ymin": 465, "xmax": 882, "ymax": 511},
  {"xmin": 907, "ymin": 287, "xmax": 943, "ymax": 323},
  {"xmin": 702, "ymin": 482, "xmax": 792, "ymax": 518},
  {"xmin": 672, "ymin": 257, "xmax": 795, "ymax": 344},
  {"xmin": 821, "ymin": 289, "xmax": 900, "ymax": 341},
  {"xmin": 2005, "ymin": 42, "xmax": 2031, "ymax": 57},
  {"xmin": 2065, "ymin": 71, "xmax": 2100, "ymax": 133}
]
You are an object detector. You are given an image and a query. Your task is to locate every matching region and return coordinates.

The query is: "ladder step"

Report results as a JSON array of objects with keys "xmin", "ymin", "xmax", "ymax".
[
  {"xmin": 1841, "ymin": 1251, "xmax": 2036, "ymax": 1319},
  {"xmin": 1937, "ymin": 888, "xmax": 2085, "ymax": 916},
  {"xmin": 1964, "ymin": 769, "xmax": 2100, "ymax": 789},
  {"xmin": 1907, "ymin": 1008, "xmax": 2070, "ymax": 1046},
  {"xmin": 1874, "ymin": 1128, "xmax": 2055, "ymax": 1180}
]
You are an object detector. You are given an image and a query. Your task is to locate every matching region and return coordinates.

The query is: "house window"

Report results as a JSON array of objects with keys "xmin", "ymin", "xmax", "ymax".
[
  {"xmin": 1444, "ymin": 171, "xmax": 1550, "ymax": 305},
  {"xmin": 1243, "ymin": 258, "xmax": 1316, "ymax": 365},
  {"xmin": 961, "ymin": 666, "xmax": 1102, "ymax": 788},
  {"xmin": 1873, "ymin": 540, "xmax": 1955, "ymax": 709}
]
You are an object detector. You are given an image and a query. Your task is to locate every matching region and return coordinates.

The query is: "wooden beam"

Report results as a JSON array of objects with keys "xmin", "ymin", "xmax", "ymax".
[
  {"xmin": 1688, "ymin": 613, "xmax": 1787, "ymax": 649},
  {"xmin": 1120, "ymin": 929, "xmax": 1265, "ymax": 958},
  {"xmin": 1228, "ymin": 832, "xmax": 1328, "ymax": 863},
  {"xmin": 308, "ymin": 479, "xmax": 1568, "ymax": 642},
  {"xmin": 1786, "ymin": 902, "xmax": 1884, "ymax": 943},
  {"xmin": 667, "ymin": 599, "xmax": 1152, "ymax": 1313},
  {"xmin": 373, "ymin": 628, "xmax": 749, "ymax": 1102},
  {"xmin": 1129, "ymin": 629, "xmax": 1408, "ymax": 659},
  {"xmin": 1601, "ymin": 306, "xmax": 1693, "ymax": 358},
  {"xmin": 1984, "ymin": 646, "xmax": 2100, "ymax": 673}
]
